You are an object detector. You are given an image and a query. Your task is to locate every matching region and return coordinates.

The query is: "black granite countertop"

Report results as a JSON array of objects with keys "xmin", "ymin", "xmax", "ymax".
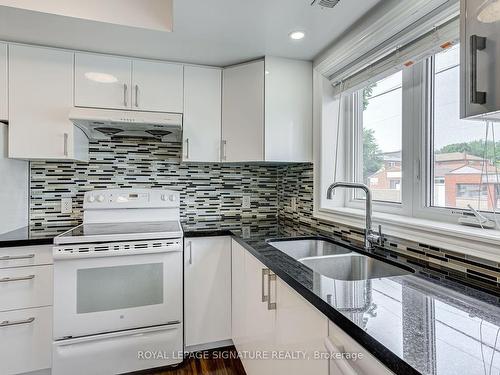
[
  {"xmin": 182, "ymin": 217, "xmax": 500, "ymax": 375},
  {"xmin": 0, "ymin": 225, "xmax": 64, "ymax": 248}
]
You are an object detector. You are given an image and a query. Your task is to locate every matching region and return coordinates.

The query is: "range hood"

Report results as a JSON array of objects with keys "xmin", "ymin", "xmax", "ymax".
[{"xmin": 69, "ymin": 108, "xmax": 182, "ymax": 141}]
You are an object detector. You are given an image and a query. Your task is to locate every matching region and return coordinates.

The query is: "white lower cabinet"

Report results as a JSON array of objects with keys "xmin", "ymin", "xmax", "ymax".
[
  {"xmin": 231, "ymin": 239, "xmax": 328, "ymax": 375},
  {"xmin": 0, "ymin": 245, "xmax": 53, "ymax": 375},
  {"xmin": 0, "ymin": 306, "xmax": 53, "ymax": 375},
  {"xmin": 231, "ymin": 239, "xmax": 393, "ymax": 375},
  {"xmin": 326, "ymin": 320, "xmax": 393, "ymax": 375},
  {"xmin": 184, "ymin": 236, "xmax": 232, "ymax": 349},
  {"xmin": 275, "ymin": 279, "xmax": 328, "ymax": 375}
]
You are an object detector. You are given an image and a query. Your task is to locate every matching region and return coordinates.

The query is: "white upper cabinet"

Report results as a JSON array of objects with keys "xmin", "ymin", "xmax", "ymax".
[
  {"xmin": 9, "ymin": 44, "xmax": 88, "ymax": 161},
  {"xmin": 0, "ymin": 43, "xmax": 7, "ymax": 121},
  {"xmin": 75, "ymin": 52, "xmax": 184, "ymax": 113},
  {"xmin": 222, "ymin": 57, "xmax": 312, "ymax": 163},
  {"xmin": 183, "ymin": 66, "xmax": 222, "ymax": 162},
  {"xmin": 222, "ymin": 60, "xmax": 265, "ymax": 162},
  {"xmin": 75, "ymin": 53, "xmax": 132, "ymax": 110},
  {"xmin": 460, "ymin": 0, "xmax": 500, "ymax": 120},
  {"xmin": 265, "ymin": 57, "xmax": 312, "ymax": 162},
  {"xmin": 132, "ymin": 60, "xmax": 183, "ymax": 113}
]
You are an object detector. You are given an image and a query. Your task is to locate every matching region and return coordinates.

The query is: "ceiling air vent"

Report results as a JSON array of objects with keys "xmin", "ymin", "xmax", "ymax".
[{"xmin": 311, "ymin": 0, "xmax": 340, "ymax": 8}]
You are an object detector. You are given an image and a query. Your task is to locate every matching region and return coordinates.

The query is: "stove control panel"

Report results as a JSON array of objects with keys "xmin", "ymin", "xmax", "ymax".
[{"xmin": 83, "ymin": 189, "xmax": 180, "ymax": 210}]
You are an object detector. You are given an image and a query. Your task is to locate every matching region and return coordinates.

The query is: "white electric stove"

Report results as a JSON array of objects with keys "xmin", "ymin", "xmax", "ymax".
[{"xmin": 52, "ymin": 188, "xmax": 184, "ymax": 375}]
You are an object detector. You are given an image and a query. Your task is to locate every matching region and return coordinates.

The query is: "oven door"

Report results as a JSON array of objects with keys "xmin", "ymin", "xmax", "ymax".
[{"xmin": 53, "ymin": 246, "xmax": 182, "ymax": 340}]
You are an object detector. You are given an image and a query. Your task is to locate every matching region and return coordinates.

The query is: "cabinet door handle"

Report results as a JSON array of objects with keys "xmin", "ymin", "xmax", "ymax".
[
  {"xmin": 63, "ymin": 133, "xmax": 68, "ymax": 157},
  {"xmin": 185, "ymin": 138, "xmax": 190, "ymax": 159},
  {"xmin": 324, "ymin": 337, "xmax": 357, "ymax": 375},
  {"xmin": 187, "ymin": 241, "xmax": 193, "ymax": 265},
  {"xmin": 0, "ymin": 274, "xmax": 35, "ymax": 283},
  {"xmin": 0, "ymin": 317, "xmax": 35, "ymax": 328},
  {"xmin": 267, "ymin": 272, "xmax": 276, "ymax": 310},
  {"xmin": 135, "ymin": 84, "xmax": 139, "ymax": 107},
  {"xmin": 123, "ymin": 83, "xmax": 128, "ymax": 107},
  {"xmin": 221, "ymin": 140, "xmax": 227, "ymax": 161},
  {"xmin": 0, "ymin": 254, "xmax": 35, "ymax": 261},
  {"xmin": 470, "ymin": 35, "xmax": 486, "ymax": 105},
  {"xmin": 261, "ymin": 268, "xmax": 269, "ymax": 302}
]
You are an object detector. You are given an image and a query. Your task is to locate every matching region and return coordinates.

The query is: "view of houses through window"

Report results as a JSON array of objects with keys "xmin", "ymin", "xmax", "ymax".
[
  {"xmin": 359, "ymin": 71, "xmax": 403, "ymax": 203},
  {"xmin": 358, "ymin": 45, "xmax": 500, "ymax": 213}
]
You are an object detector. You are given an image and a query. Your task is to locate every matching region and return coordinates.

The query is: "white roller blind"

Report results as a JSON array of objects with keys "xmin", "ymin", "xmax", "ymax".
[{"xmin": 330, "ymin": 16, "xmax": 459, "ymax": 96}]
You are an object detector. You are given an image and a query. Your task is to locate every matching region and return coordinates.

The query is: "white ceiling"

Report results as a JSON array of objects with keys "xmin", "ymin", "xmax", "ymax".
[{"xmin": 0, "ymin": 0, "xmax": 381, "ymax": 66}]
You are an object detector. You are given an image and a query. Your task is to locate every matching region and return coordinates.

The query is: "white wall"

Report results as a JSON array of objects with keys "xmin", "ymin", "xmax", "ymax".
[
  {"xmin": 0, "ymin": 0, "xmax": 172, "ymax": 31},
  {"xmin": 0, "ymin": 123, "xmax": 28, "ymax": 234}
]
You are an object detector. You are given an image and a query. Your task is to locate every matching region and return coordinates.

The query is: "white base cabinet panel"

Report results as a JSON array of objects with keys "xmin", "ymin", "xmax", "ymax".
[
  {"xmin": 327, "ymin": 320, "xmax": 393, "ymax": 375},
  {"xmin": 231, "ymin": 239, "xmax": 328, "ymax": 375},
  {"xmin": 275, "ymin": 279, "xmax": 328, "ymax": 375},
  {"xmin": 0, "ymin": 264, "xmax": 53, "ymax": 312},
  {"xmin": 0, "ymin": 244, "xmax": 53, "ymax": 269},
  {"xmin": 0, "ymin": 306, "xmax": 52, "ymax": 375},
  {"xmin": 184, "ymin": 236, "xmax": 231, "ymax": 348}
]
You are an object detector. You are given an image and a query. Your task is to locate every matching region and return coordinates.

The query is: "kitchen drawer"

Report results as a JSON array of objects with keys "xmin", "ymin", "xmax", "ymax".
[
  {"xmin": 0, "ymin": 306, "xmax": 52, "ymax": 375},
  {"xmin": 0, "ymin": 245, "xmax": 52, "ymax": 269},
  {"xmin": 327, "ymin": 320, "xmax": 392, "ymax": 375},
  {"xmin": 0, "ymin": 265, "xmax": 53, "ymax": 312}
]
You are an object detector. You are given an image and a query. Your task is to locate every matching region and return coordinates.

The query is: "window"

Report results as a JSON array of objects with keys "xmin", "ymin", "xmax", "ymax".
[
  {"xmin": 429, "ymin": 45, "xmax": 500, "ymax": 213},
  {"xmin": 353, "ymin": 72, "xmax": 403, "ymax": 203},
  {"xmin": 317, "ymin": 38, "xmax": 500, "ymax": 225}
]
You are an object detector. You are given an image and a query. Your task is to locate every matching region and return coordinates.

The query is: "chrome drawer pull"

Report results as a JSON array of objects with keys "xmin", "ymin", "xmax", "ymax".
[
  {"xmin": 0, "ymin": 274, "xmax": 35, "ymax": 283},
  {"xmin": 0, "ymin": 254, "xmax": 35, "ymax": 261},
  {"xmin": 0, "ymin": 317, "xmax": 35, "ymax": 327},
  {"xmin": 261, "ymin": 268, "xmax": 269, "ymax": 302},
  {"xmin": 267, "ymin": 272, "xmax": 276, "ymax": 310}
]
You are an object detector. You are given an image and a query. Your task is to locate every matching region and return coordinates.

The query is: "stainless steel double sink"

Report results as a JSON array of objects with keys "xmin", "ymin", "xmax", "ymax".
[{"xmin": 268, "ymin": 238, "xmax": 411, "ymax": 281}]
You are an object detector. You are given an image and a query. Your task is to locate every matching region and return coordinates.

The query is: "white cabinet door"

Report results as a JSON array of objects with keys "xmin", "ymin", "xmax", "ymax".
[
  {"xmin": 231, "ymin": 239, "xmax": 246, "ymax": 348},
  {"xmin": 222, "ymin": 60, "xmax": 264, "ymax": 162},
  {"xmin": 75, "ymin": 53, "xmax": 132, "ymax": 109},
  {"xmin": 327, "ymin": 320, "xmax": 393, "ymax": 375},
  {"xmin": 0, "ymin": 306, "xmax": 52, "ymax": 375},
  {"xmin": 184, "ymin": 236, "xmax": 231, "ymax": 348},
  {"xmin": 183, "ymin": 66, "xmax": 221, "ymax": 162},
  {"xmin": 265, "ymin": 57, "xmax": 312, "ymax": 162},
  {"xmin": 275, "ymin": 278, "xmax": 328, "ymax": 375},
  {"xmin": 132, "ymin": 60, "xmax": 183, "ymax": 113},
  {"xmin": 241, "ymin": 251, "xmax": 276, "ymax": 375},
  {"xmin": 8, "ymin": 45, "xmax": 86, "ymax": 160},
  {"xmin": 0, "ymin": 43, "xmax": 7, "ymax": 121}
]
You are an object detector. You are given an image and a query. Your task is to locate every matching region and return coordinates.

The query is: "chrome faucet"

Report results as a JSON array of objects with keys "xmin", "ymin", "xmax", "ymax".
[{"xmin": 326, "ymin": 182, "xmax": 383, "ymax": 250}]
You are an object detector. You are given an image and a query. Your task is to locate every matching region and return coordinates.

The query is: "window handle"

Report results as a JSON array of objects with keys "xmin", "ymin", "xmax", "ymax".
[{"xmin": 470, "ymin": 35, "xmax": 486, "ymax": 105}]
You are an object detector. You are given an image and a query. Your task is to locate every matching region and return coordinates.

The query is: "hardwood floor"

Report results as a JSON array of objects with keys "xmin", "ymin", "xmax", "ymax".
[{"xmin": 143, "ymin": 346, "xmax": 246, "ymax": 375}]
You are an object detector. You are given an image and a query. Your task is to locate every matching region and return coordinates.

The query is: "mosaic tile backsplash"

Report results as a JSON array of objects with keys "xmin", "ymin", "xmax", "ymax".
[
  {"xmin": 276, "ymin": 163, "xmax": 500, "ymax": 295},
  {"xmin": 30, "ymin": 138, "xmax": 278, "ymax": 236},
  {"xmin": 29, "ymin": 139, "xmax": 499, "ymax": 293}
]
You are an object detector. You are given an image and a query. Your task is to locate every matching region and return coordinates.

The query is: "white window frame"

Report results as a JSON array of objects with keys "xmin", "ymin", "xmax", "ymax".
[
  {"xmin": 313, "ymin": 54, "xmax": 500, "ymax": 261},
  {"xmin": 344, "ymin": 69, "xmax": 415, "ymax": 217}
]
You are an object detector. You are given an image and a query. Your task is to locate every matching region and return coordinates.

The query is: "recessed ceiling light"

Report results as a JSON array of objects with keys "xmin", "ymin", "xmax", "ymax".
[{"xmin": 289, "ymin": 31, "xmax": 305, "ymax": 40}]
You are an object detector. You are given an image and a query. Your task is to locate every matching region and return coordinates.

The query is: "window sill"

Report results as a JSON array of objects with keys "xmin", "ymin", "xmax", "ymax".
[{"xmin": 314, "ymin": 207, "xmax": 500, "ymax": 263}]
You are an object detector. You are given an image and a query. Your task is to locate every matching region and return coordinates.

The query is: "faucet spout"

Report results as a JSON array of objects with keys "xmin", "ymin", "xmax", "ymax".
[{"xmin": 326, "ymin": 182, "xmax": 382, "ymax": 250}]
